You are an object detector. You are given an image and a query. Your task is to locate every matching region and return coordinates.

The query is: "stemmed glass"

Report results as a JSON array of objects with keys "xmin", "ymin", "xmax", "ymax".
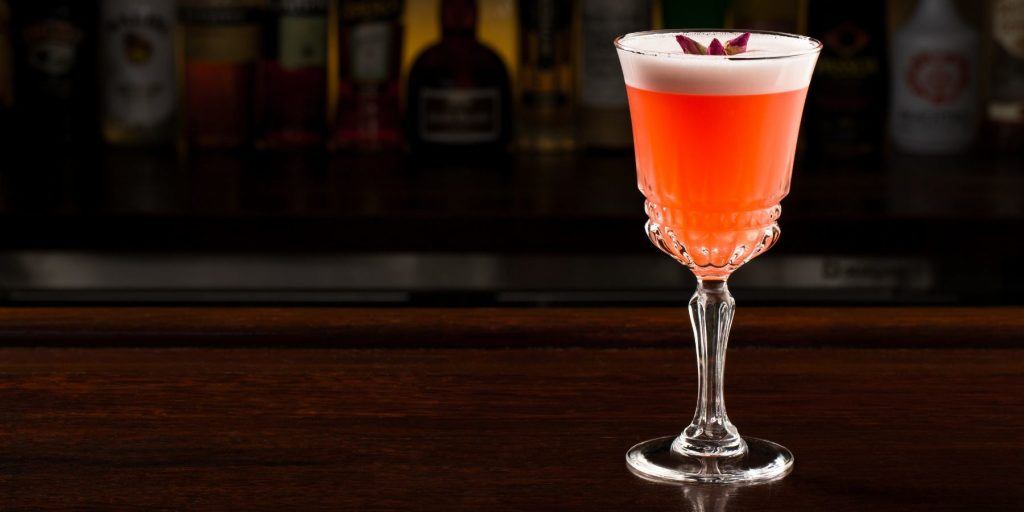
[{"xmin": 616, "ymin": 30, "xmax": 821, "ymax": 484}]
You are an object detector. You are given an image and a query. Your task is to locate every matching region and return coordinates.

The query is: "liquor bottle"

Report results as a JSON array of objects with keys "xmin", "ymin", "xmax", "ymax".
[
  {"xmin": 403, "ymin": 0, "xmax": 516, "ymax": 85},
  {"xmin": 890, "ymin": 0, "xmax": 978, "ymax": 154},
  {"xmin": 257, "ymin": 0, "xmax": 328, "ymax": 149},
  {"xmin": 988, "ymin": 0, "xmax": 1024, "ymax": 150},
  {"xmin": 728, "ymin": 0, "xmax": 802, "ymax": 33},
  {"xmin": 329, "ymin": 0, "xmax": 404, "ymax": 151},
  {"xmin": 406, "ymin": 0, "xmax": 512, "ymax": 153},
  {"xmin": 10, "ymin": 0, "xmax": 97, "ymax": 147},
  {"xmin": 100, "ymin": 0, "xmax": 177, "ymax": 148},
  {"xmin": 577, "ymin": 0, "xmax": 651, "ymax": 151},
  {"xmin": 662, "ymin": 0, "xmax": 728, "ymax": 29},
  {"xmin": 806, "ymin": 0, "xmax": 888, "ymax": 161},
  {"xmin": 180, "ymin": 0, "xmax": 263, "ymax": 150},
  {"xmin": 517, "ymin": 0, "xmax": 574, "ymax": 152}
]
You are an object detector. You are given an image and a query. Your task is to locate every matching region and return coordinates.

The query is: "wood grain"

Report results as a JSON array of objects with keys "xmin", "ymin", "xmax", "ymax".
[
  {"xmin": 0, "ymin": 307, "xmax": 1022, "ymax": 347},
  {"xmin": 1, "ymin": 346, "xmax": 1022, "ymax": 511}
]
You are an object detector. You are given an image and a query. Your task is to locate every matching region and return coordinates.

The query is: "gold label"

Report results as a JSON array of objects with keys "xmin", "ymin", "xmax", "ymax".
[{"xmin": 995, "ymin": 0, "xmax": 1024, "ymax": 59}]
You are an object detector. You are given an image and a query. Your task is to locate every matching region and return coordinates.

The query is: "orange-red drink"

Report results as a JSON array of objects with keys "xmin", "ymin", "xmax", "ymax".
[
  {"xmin": 628, "ymin": 87, "xmax": 807, "ymax": 212},
  {"xmin": 616, "ymin": 31, "xmax": 819, "ymax": 278},
  {"xmin": 618, "ymin": 30, "xmax": 822, "ymax": 486},
  {"xmin": 627, "ymin": 86, "xmax": 809, "ymax": 274}
]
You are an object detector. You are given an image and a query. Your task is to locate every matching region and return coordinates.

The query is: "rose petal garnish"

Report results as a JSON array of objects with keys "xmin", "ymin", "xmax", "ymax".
[
  {"xmin": 675, "ymin": 34, "xmax": 707, "ymax": 55},
  {"xmin": 725, "ymin": 32, "xmax": 750, "ymax": 55},
  {"xmin": 708, "ymin": 38, "xmax": 726, "ymax": 56}
]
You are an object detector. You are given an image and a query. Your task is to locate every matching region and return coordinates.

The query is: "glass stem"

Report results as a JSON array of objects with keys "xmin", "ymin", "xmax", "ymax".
[{"xmin": 672, "ymin": 278, "xmax": 747, "ymax": 458}]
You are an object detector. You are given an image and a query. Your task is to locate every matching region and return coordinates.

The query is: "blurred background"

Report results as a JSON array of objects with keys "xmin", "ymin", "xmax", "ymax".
[{"xmin": 0, "ymin": 0, "xmax": 1019, "ymax": 306}]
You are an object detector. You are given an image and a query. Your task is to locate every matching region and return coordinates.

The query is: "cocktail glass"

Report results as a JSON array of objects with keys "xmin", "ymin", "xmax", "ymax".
[{"xmin": 616, "ymin": 30, "xmax": 821, "ymax": 484}]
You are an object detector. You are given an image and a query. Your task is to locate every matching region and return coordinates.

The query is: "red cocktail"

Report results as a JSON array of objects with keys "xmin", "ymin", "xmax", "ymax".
[{"xmin": 617, "ymin": 30, "xmax": 821, "ymax": 484}]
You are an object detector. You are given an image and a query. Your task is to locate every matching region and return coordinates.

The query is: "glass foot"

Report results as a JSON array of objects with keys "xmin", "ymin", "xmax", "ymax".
[{"xmin": 626, "ymin": 436, "xmax": 793, "ymax": 484}]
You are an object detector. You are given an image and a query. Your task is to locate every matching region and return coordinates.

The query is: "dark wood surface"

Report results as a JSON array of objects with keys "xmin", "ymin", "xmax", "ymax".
[
  {"xmin": 1, "ymin": 308, "xmax": 1022, "ymax": 510},
  {"xmin": 1, "ymin": 306, "xmax": 1023, "ymax": 347}
]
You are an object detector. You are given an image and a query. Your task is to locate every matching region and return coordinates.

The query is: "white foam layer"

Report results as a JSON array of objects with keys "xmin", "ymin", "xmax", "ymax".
[{"xmin": 616, "ymin": 31, "xmax": 820, "ymax": 95}]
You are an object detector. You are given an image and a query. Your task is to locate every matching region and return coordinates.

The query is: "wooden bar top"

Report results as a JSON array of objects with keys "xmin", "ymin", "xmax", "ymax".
[
  {"xmin": 1, "ymin": 307, "xmax": 1022, "ymax": 510},
  {"xmin": 1, "ymin": 306, "xmax": 1023, "ymax": 347}
]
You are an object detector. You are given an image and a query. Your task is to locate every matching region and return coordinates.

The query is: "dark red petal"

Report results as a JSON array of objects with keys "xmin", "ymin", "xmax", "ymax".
[
  {"xmin": 725, "ymin": 32, "xmax": 750, "ymax": 55},
  {"xmin": 708, "ymin": 38, "xmax": 726, "ymax": 56},
  {"xmin": 675, "ymin": 34, "xmax": 708, "ymax": 55}
]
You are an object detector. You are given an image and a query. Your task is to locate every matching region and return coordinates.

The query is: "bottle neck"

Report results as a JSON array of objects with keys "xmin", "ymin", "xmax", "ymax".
[
  {"xmin": 910, "ymin": 0, "xmax": 963, "ymax": 27},
  {"xmin": 442, "ymin": 29, "xmax": 477, "ymax": 41},
  {"xmin": 441, "ymin": 0, "xmax": 477, "ymax": 41}
]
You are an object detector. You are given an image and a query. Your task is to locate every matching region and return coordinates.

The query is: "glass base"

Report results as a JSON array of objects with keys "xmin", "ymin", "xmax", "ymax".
[{"xmin": 626, "ymin": 436, "xmax": 793, "ymax": 484}]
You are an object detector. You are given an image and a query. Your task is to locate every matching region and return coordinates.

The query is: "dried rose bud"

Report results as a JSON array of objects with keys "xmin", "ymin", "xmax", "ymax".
[
  {"xmin": 707, "ymin": 38, "xmax": 726, "ymax": 56},
  {"xmin": 725, "ymin": 33, "xmax": 750, "ymax": 55},
  {"xmin": 675, "ymin": 34, "xmax": 707, "ymax": 55}
]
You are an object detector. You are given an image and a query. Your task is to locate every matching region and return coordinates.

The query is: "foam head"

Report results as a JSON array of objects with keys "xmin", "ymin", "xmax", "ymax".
[{"xmin": 616, "ymin": 31, "xmax": 821, "ymax": 96}]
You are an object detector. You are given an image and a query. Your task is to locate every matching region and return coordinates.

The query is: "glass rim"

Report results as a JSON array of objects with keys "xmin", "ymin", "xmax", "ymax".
[{"xmin": 614, "ymin": 29, "xmax": 823, "ymax": 61}]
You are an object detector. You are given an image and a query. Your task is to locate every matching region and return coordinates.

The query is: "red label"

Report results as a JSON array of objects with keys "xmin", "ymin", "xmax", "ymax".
[{"xmin": 906, "ymin": 51, "xmax": 969, "ymax": 105}]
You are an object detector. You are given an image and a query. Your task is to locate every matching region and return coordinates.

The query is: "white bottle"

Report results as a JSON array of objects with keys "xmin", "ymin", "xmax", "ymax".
[
  {"xmin": 890, "ymin": 0, "xmax": 978, "ymax": 154},
  {"xmin": 100, "ymin": 0, "xmax": 177, "ymax": 146}
]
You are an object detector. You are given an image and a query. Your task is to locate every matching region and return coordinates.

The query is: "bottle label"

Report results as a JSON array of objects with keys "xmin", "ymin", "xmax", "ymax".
[
  {"xmin": 580, "ymin": 0, "xmax": 649, "ymax": 108},
  {"xmin": 351, "ymin": 21, "xmax": 392, "ymax": 82},
  {"xmin": 182, "ymin": 4, "xmax": 260, "ymax": 62},
  {"xmin": 419, "ymin": 87, "xmax": 501, "ymax": 144},
  {"xmin": 994, "ymin": 0, "xmax": 1024, "ymax": 59},
  {"xmin": 274, "ymin": 0, "xmax": 326, "ymax": 70},
  {"xmin": 279, "ymin": 17, "xmax": 326, "ymax": 70},
  {"xmin": 905, "ymin": 51, "xmax": 970, "ymax": 105},
  {"xmin": 818, "ymin": 22, "xmax": 882, "ymax": 80},
  {"xmin": 988, "ymin": 101, "xmax": 1024, "ymax": 123},
  {"xmin": 102, "ymin": 0, "xmax": 175, "ymax": 127},
  {"xmin": 21, "ymin": 19, "xmax": 82, "ymax": 76},
  {"xmin": 892, "ymin": 44, "xmax": 977, "ymax": 148}
]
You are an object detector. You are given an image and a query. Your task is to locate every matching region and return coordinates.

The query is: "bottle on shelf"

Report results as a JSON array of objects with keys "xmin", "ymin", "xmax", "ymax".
[
  {"xmin": 100, "ymin": 0, "xmax": 178, "ymax": 148},
  {"xmin": 329, "ymin": 0, "xmax": 404, "ymax": 151},
  {"xmin": 805, "ymin": 0, "xmax": 888, "ymax": 162},
  {"xmin": 728, "ymin": 0, "xmax": 802, "ymax": 33},
  {"xmin": 517, "ymin": 0, "xmax": 574, "ymax": 152},
  {"xmin": 889, "ymin": 0, "xmax": 978, "ymax": 155},
  {"xmin": 403, "ymin": 0, "xmax": 517, "ymax": 88},
  {"xmin": 406, "ymin": 0, "xmax": 512, "ymax": 154},
  {"xmin": 987, "ymin": 0, "xmax": 1024, "ymax": 151},
  {"xmin": 180, "ymin": 0, "xmax": 263, "ymax": 151},
  {"xmin": 662, "ymin": 0, "xmax": 728, "ymax": 29},
  {"xmin": 577, "ymin": 0, "xmax": 651, "ymax": 151},
  {"xmin": 257, "ymin": 0, "xmax": 328, "ymax": 149},
  {"xmin": 10, "ymin": 0, "xmax": 97, "ymax": 148}
]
